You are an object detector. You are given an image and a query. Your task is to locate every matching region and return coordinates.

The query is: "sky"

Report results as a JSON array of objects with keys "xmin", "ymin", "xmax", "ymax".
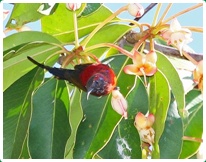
[{"xmin": 3, "ymin": 3, "xmax": 203, "ymax": 54}]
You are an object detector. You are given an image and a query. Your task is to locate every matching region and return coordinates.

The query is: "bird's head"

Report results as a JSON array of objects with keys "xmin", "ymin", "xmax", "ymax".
[{"xmin": 86, "ymin": 73, "xmax": 112, "ymax": 99}]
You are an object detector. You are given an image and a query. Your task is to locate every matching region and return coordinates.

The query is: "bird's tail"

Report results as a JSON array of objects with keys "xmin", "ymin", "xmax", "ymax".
[{"xmin": 27, "ymin": 56, "xmax": 71, "ymax": 80}]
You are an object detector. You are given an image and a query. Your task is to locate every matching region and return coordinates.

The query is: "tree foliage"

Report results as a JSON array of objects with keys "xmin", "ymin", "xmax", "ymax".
[{"xmin": 3, "ymin": 3, "xmax": 203, "ymax": 159}]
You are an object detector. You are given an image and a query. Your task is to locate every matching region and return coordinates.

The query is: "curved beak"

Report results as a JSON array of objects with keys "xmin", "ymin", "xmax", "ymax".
[{"xmin": 86, "ymin": 87, "xmax": 94, "ymax": 100}]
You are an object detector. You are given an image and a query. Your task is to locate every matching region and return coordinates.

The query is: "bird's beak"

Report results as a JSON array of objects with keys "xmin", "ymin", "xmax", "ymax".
[{"xmin": 86, "ymin": 87, "xmax": 94, "ymax": 100}]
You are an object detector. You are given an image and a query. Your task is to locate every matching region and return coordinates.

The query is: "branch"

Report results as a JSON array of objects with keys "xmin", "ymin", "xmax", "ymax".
[{"xmin": 119, "ymin": 31, "xmax": 203, "ymax": 62}]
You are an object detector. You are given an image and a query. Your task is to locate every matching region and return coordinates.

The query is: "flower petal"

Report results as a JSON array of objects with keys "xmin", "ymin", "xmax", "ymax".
[
  {"xmin": 144, "ymin": 63, "xmax": 157, "ymax": 76},
  {"xmin": 133, "ymin": 50, "xmax": 143, "ymax": 65},
  {"xmin": 170, "ymin": 18, "xmax": 182, "ymax": 31},
  {"xmin": 134, "ymin": 112, "xmax": 147, "ymax": 130},
  {"xmin": 145, "ymin": 51, "xmax": 157, "ymax": 63},
  {"xmin": 124, "ymin": 64, "xmax": 143, "ymax": 76}
]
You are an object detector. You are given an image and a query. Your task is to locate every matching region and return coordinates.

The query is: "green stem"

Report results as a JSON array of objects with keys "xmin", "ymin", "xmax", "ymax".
[
  {"xmin": 152, "ymin": 3, "xmax": 162, "ymax": 27},
  {"xmin": 162, "ymin": 3, "xmax": 202, "ymax": 24},
  {"xmin": 81, "ymin": 5, "xmax": 128, "ymax": 47},
  {"xmin": 73, "ymin": 11, "xmax": 80, "ymax": 48}
]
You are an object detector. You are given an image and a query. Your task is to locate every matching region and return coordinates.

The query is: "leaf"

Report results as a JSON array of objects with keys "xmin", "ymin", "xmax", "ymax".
[
  {"xmin": 19, "ymin": 135, "xmax": 31, "ymax": 159},
  {"xmin": 64, "ymin": 88, "xmax": 83, "ymax": 159},
  {"xmin": 3, "ymin": 32, "xmax": 62, "ymax": 91},
  {"xmin": 6, "ymin": 3, "xmax": 43, "ymax": 28},
  {"xmin": 158, "ymin": 95, "xmax": 183, "ymax": 159},
  {"xmin": 28, "ymin": 79, "xmax": 71, "ymax": 159},
  {"xmin": 98, "ymin": 120, "xmax": 141, "ymax": 159},
  {"xmin": 156, "ymin": 51, "xmax": 185, "ymax": 118},
  {"xmin": 3, "ymin": 31, "xmax": 62, "ymax": 52},
  {"xmin": 149, "ymin": 70, "xmax": 170, "ymax": 158},
  {"xmin": 179, "ymin": 90, "xmax": 203, "ymax": 159},
  {"xmin": 3, "ymin": 67, "xmax": 43, "ymax": 158},
  {"xmin": 41, "ymin": 4, "xmax": 116, "ymax": 43},
  {"xmin": 81, "ymin": 3, "xmax": 102, "ymax": 16}
]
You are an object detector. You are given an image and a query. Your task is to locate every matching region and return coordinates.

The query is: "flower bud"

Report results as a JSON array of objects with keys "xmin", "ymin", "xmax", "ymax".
[
  {"xmin": 127, "ymin": 3, "xmax": 144, "ymax": 18},
  {"xmin": 111, "ymin": 89, "xmax": 128, "ymax": 119},
  {"xmin": 66, "ymin": 3, "xmax": 81, "ymax": 11}
]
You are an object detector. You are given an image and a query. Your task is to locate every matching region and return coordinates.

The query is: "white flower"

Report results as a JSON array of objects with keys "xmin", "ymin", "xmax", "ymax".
[
  {"xmin": 161, "ymin": 18, "xmax": 193, "ymax": 56},
  {"xmin": 111, "ymin": 89, "xmax": 128, "ymax": 119}
]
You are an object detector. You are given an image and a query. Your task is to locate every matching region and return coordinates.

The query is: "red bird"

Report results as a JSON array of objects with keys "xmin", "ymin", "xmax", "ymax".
[{"xmin": 27, "ymin": 56, "xmax": 117, "ymax": 98}]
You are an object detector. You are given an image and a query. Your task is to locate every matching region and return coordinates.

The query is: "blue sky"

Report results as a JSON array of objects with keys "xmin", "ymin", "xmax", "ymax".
[{"xmin": 3, "ymin": 3, "xmax": 203, "ymax": 53}]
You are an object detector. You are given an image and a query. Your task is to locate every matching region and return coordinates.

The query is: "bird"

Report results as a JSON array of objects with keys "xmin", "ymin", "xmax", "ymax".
[{"xmin": 27, "ymin": 56, "xmax": 117, "ymax": 99}]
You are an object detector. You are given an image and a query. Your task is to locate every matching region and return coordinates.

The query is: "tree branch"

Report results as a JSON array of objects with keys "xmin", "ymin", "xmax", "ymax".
[{"xmin": 119, "ymin": 31, "xmax": 203, "ymax": 62}]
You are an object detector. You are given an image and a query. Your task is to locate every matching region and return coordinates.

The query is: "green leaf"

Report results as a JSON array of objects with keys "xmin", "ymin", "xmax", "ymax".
[
  {"xmin": 28, "ymin": 79, "xmax": 71, "ymax": 159},
  {"xmin": 158, "ymin": 95, "xmax": 183, "ymax": 159},
  {"xmin": 6, "ymin": 3, "xmax": 43, "ymax": 28},
  {"xmin": 149, "ymin": 70, "xmax": 170, "ymax": 158},
  {"xmin": 156, "ymin": 51, "xmax": 185, "ymax": 118},
  {"xmin": 64, "ymin": 88, "xmax": 83, "ymax": 159},
  {"xmin": 3, "ymin": 31, "xmax": 62, "ymax": 52},
  {"xmin": 41, "ymin": 4, "xmax": 116, "ymax": 43},
  {"xmin": 81, "ymin": 3, "xmax": 102, "ymax": 16},
  {"xmin": 98, "ymin": 119, "xmax": 141, "ymax": 159},
  {"xmin": 3, "ymin": 32, "xmax": 62, "ymax": 91},
  {"xmin": 19, "ymin": 136, "xmax": 31, "ymax": 159},
  {"xmin": 3, "ymin": 67, "xmax": 43, "ymax": 158},
  {"xmin": 179, "ymin": 90, "xmax": 203, "ymax": 159}
]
